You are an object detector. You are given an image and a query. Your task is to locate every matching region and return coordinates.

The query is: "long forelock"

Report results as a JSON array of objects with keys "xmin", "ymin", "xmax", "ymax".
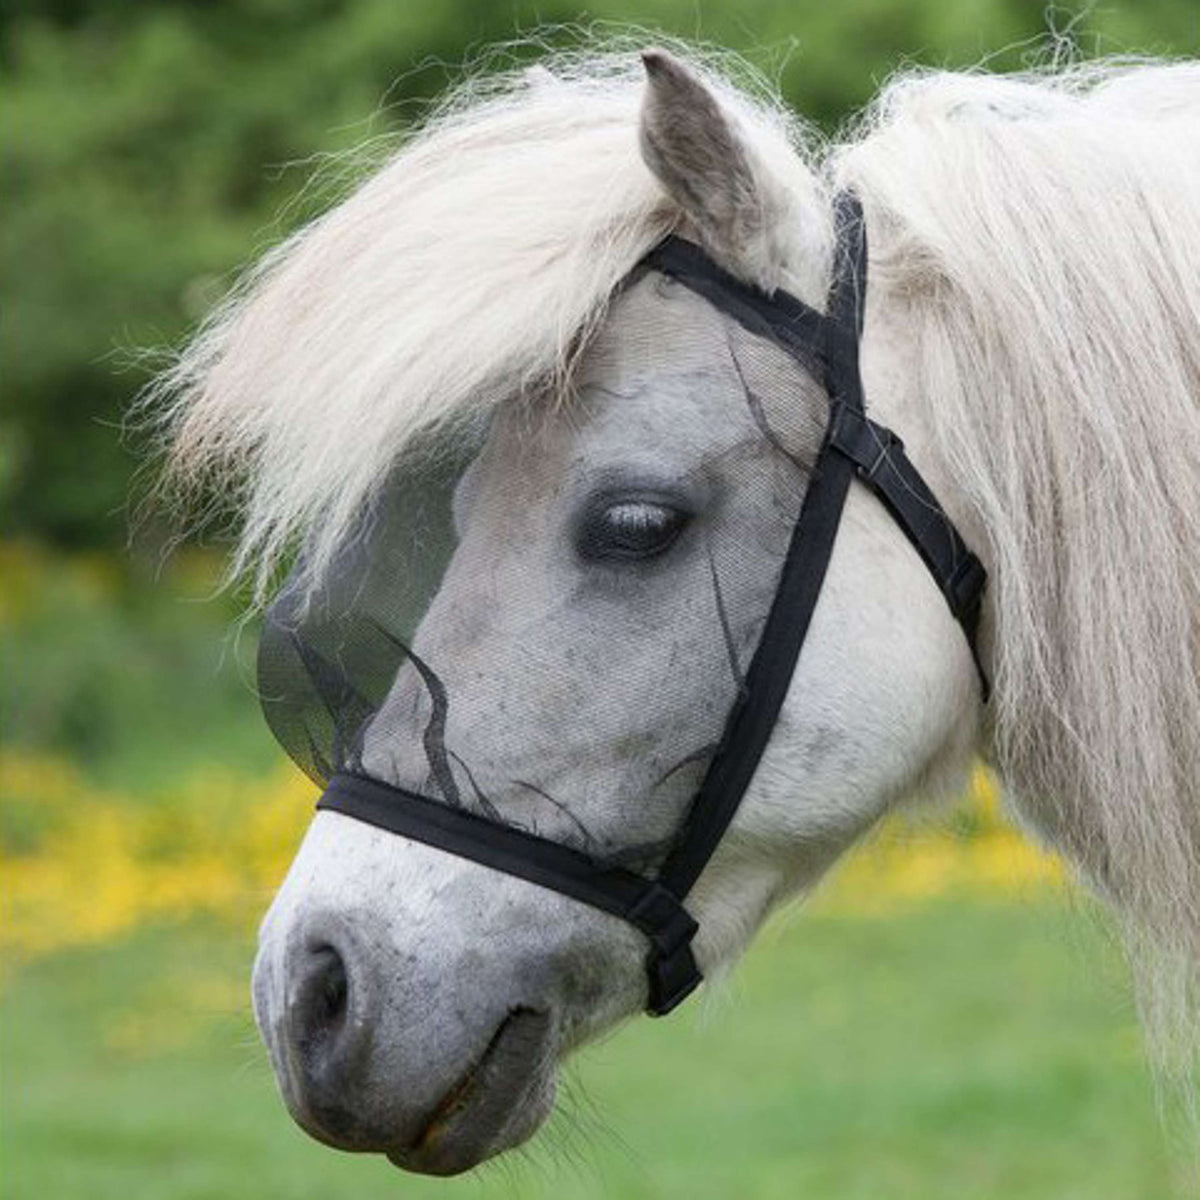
[
  {"xmin": 837, "ymin": 60, "xmax": 1200, "ymax": 1086},
  {"xmin": 143, "ymin": 41, "xmax": 829, "ymax": 601}
]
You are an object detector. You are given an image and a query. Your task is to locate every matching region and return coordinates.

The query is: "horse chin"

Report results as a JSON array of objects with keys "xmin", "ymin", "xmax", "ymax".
[{"xmin": 384, "ymin": 1007, "xmax": 559, "ymax": 1176}]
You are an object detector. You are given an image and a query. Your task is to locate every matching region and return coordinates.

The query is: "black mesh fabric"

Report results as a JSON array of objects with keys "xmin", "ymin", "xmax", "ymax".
[
  {"xmin": 258, "ymin": 426, "xmax": 488, "ymax": 790},
  {"xmin": 258, "ymin": 297, "xmax": 825, "ymax": 866},
  {"xmin": 255, "ymin": 195, "xmax": 988, "ymax": 1015}
]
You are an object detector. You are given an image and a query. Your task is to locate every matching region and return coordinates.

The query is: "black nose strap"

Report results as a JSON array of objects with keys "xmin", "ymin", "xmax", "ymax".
[
  {"xmin": 313, "ymin": 192, "xmax": 989, "ymax": 1016},
  {"xmin": 317, "ymin": 773, "xmax": 701, "ymax": 1013}
]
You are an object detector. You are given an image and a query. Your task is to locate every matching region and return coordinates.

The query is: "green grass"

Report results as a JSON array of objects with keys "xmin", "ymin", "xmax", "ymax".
[{"xmin": 1, "ymin": 896, "xmax": 1183, "ymax": 1199}]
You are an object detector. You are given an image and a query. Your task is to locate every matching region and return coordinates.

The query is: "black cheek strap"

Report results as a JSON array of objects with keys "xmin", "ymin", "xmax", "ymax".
[{"xmin": 649, "ymin": 400, "xmax": 860, "ymax": 907}]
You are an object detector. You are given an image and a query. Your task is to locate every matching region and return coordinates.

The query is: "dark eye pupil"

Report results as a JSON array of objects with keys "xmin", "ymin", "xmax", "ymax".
[{"xmin": 579, "ymin": 500, "xmax": 689, "ymax": 561}]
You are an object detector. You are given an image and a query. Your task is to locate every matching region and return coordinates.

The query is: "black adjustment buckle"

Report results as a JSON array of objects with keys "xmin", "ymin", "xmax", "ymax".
[
  {"xmin": 828, "ymin": 401, "xmax": 903, "ymax": 482},
  {"xmin": 628, "ymin": 883, "xmax": 702, "ymax": 1017}
]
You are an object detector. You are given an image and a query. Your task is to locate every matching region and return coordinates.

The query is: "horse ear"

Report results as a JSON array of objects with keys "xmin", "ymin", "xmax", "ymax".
[{"xmin": 639, "ymin": 50, "xmax": 784, "ymax": 282}]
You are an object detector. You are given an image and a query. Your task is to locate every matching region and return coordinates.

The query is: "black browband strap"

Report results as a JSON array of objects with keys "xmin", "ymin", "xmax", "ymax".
[{"xmin": 316, "ymin": 192, "xmax": 989, "ymax": 1017}]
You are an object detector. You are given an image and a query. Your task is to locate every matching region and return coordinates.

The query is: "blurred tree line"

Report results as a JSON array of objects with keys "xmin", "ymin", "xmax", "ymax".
[{"xmin": 2, "ymin": 0, "xmax": 1196, "ymax": 550}]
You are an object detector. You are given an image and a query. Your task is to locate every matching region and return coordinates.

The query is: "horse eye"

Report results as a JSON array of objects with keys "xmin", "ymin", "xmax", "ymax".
[{"xmin": 577, "ymin": 498, "xmax": 691, "ymax": 562}]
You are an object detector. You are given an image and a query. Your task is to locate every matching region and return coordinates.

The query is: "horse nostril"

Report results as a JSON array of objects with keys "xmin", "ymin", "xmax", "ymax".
[
  {"xmin": 276, "ymin": 923, "xmax": 387, "ymax": 1150},
  {"xmin": 313, "ymin": 946, "xmax": 348, "ymax": 1031},
  {"xmin": 290, "ymin": 942, "xmax": 354, "ymax": 1066}
]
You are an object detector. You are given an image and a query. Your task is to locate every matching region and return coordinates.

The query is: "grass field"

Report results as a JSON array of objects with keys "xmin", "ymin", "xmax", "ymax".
[{"xmin": 1, "ymin": 896, "xmax": 1182, "ymax": 1200}]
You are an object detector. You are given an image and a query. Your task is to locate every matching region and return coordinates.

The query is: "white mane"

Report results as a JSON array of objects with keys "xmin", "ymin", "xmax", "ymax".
[
  {"xmin": 152, "ymin": 45, "xmax": 1200, "ymax": 1078},
  {"xmin": 837, "ymin": 61, "xmax": 1200, "ymax": 1077}
]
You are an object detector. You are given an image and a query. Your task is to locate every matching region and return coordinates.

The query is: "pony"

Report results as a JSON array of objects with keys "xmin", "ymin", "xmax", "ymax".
[{"xmin": 147, "ymin": 41, "xmax": 1200, "ymax": 1176}]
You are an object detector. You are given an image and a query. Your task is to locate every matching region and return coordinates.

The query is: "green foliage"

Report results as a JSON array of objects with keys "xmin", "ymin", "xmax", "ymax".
[
  {"xmin": 2, "ymin": 0, "xmax": 1196, "ymax": 546},
  {"xmin": 0, "ymin": 543, "xmax": 278, "ymax": 787}
]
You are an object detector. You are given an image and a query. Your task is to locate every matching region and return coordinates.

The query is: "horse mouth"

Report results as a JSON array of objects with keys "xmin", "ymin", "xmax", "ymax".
[{"xmin": 387, "ymin": 1007, "xmax": 557, "ymax": 1175}]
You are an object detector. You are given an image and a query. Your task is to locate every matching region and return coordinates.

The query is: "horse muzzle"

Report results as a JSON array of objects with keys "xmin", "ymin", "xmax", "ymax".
[
  {"xmin": 249, "ymin": 815, "xmax": 645, "ymax": 1174},
  {"xmin": 252, "ymin": 898, "xmax": 563, "ymax": 1174}
]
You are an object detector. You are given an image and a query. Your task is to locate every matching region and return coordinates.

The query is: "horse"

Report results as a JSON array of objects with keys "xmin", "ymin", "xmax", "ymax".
[{"xmin": 147, "ymin": 43, "xmax": 1200, "ymax": 1176}]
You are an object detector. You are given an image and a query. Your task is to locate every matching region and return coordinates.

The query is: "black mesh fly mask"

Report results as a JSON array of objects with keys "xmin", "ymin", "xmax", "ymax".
[{"xmin": 258, "ymin": 193, "xmax": 989, "ymax": 1016}]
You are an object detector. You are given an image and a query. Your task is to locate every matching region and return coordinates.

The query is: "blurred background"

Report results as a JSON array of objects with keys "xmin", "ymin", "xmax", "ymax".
[{"xmin": 2, "ymin": 2, "xmax": 1197, "ymax": 1197}]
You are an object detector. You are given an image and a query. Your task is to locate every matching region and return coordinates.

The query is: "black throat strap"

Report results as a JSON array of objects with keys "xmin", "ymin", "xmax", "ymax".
[{"xmin": 316, "ymin": 192, "xmax": 989, "ymax": 1016}]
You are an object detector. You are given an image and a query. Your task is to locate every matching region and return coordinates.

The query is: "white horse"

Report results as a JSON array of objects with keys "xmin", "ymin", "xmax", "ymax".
[{"xmin": 150, "ymin": 44, "xmax": 1200, "ymax": 1176}]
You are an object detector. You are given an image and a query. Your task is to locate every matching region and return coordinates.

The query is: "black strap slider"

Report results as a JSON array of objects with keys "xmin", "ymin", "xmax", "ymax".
[
  {"xmin": 828, "ymin": 401, "xmax": 903, "ymax": 482},
  {"xmin": 627, "ymin": 883, "xmax": 702, "ymax": 1016},
  {"xmin": 627, "ymin": 882, "xmax": 698, "ymax": 957}
]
